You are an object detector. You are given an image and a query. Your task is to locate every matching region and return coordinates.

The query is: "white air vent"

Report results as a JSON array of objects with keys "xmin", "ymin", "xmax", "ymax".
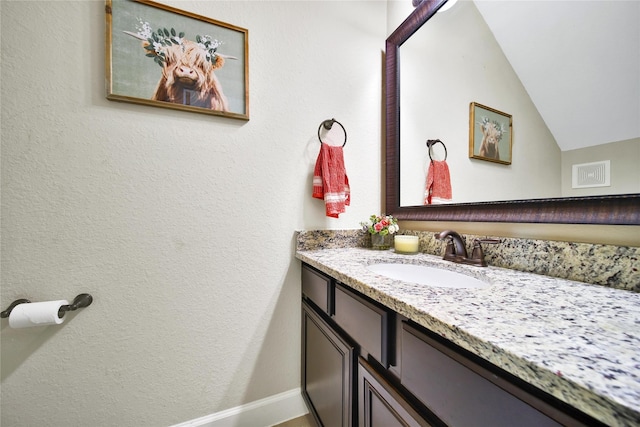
[{"xmin": 572, "ymin": 160, "xmax": 610, "ymax": 189}]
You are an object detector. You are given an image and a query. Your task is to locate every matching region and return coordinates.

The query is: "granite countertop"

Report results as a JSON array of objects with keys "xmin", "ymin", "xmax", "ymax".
[{"xmin": 296, "ymin": 247, "xmax": 640, "ymax": 427}]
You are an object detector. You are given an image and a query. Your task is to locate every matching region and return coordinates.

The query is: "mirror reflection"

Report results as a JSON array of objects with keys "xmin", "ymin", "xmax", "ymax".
[{"xmin": 398, "ymin": 0, "xmax": 640, "ymax": 207}]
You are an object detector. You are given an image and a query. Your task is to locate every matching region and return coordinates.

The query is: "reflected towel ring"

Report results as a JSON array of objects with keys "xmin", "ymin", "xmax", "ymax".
[
  {"xmin": 426, "ymin": 139, "xmax": 447, "ymax": 161},
  {"xmin": 318, "ymin": 118, "xmax": 347, "ymax": 147}
]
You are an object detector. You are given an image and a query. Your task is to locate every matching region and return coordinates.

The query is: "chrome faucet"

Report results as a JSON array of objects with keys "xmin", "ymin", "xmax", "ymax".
[{"xmin": 434, "ymin": 230, "xmax": 500, "ymax": 267}]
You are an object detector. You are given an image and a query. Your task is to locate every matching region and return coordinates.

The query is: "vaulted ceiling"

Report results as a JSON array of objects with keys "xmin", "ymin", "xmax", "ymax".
[{"xmin": 473, "ymin": 0, "xmax": 640, "ymax": 151}]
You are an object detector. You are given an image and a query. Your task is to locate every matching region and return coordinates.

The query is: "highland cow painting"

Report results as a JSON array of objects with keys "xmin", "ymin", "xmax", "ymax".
[
  {"xmin": 106, "ymin": 0, "xmax": 249, "ymax": 120},
  {"xmin": 469, "ymin": 102, "xmax": 512, "ymax": 164}
]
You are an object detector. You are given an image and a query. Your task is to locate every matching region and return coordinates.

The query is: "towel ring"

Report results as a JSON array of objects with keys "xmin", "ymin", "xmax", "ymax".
[
  {"xmin": 426, "ymin": 139, "xmax": 447, "ymax": 161},
  {"xmin": 317, "ymin": 118, "xmax": 347, "ymax": 147}
]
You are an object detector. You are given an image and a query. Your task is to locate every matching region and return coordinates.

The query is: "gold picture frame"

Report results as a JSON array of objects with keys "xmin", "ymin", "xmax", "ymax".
[
  {"xmin": 469, "ymin": 102, "xmax": 512, "ymax": 164},
  {"xmin": 106, "ymin": 0, "xmax": 249, "ymax": 120}
]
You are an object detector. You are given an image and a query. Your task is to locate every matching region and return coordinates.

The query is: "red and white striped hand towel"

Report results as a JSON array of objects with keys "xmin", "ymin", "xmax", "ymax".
[
  {"xmin": 424, "ymin": 160, "xmax": 452, "ymax": 205},
  {"xmin": 313, "ymin": 143, "xmax": 350, "ymax": 218}
]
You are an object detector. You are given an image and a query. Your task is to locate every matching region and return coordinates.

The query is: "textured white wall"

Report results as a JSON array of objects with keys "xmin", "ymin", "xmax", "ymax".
[{"xmin": 0, "ymin": 1, "xmax": 386, "ymax": 425}]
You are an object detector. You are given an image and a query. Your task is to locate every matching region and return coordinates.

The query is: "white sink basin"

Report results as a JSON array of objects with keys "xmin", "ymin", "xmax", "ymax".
[{"xmin": 367, "ymin": 263, "xmax": 489, "ymax": 289}]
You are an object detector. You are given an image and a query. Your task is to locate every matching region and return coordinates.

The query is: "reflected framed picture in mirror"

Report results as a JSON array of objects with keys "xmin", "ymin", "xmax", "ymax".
[{"xmin": 469, "ymin": 102, "xmax": 512, "ymax": 165}]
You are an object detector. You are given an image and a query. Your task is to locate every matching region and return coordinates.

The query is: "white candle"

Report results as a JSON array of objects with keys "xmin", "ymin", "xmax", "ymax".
[{"xmin": 394, "ymin": 235, "xmax": 419, "ymax": 254}]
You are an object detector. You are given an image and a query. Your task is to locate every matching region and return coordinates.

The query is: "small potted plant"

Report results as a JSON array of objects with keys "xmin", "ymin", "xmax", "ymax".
[{"xmin": 360, "ymin": 214, "xmax": 399, "ymax": 249}]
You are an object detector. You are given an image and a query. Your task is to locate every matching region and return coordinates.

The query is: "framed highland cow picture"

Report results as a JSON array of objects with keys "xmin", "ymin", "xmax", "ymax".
[
  {"xmin": 469, "ymin": 102, "xmax": 512, "ymax": 165},
  {"xmin": 106, "ymin": 0, "xmax": 249, "ymax": 120}
]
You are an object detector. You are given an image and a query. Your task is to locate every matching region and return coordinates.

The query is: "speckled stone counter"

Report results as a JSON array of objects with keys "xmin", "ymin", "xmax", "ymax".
[
  {"xmin": 296, "ymin": 244, "xmax": 640, "ymax": 426},
  {"xmin": 296, "ymin": 229, "xmax": 640, "ymax": 291}
]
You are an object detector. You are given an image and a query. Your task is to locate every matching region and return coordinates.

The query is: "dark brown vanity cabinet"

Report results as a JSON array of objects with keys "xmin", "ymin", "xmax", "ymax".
[
  {"xmin": 301, "ymin": 263, "xmax": 602, "ymax": 427},
  {"xmin": 302, "ymin": 264, "xmax": 356, "ymax": 426},
  {"xmin": 302, "ymin": 264, "xmax": 425, "ymax": 427}
]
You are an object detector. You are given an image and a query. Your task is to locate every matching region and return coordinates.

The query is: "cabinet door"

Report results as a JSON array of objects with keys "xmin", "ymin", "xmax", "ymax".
[
  {"xmin": 302, "ymin": 301, "xmax": 355, "ymax": 427},
  {"xmin": 358, "ymin": 357, "xmax": 433, "ymax": 427}
]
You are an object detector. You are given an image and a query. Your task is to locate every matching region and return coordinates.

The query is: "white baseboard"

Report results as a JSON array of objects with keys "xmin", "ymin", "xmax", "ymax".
[{"xmin": 170, "ymin": 388, "xmax": 308, "ymax": 427}]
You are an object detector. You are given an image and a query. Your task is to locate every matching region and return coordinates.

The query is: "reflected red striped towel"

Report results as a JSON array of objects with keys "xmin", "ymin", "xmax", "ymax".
[
  {"xmin": 313, "ymin": 143, "xmax": 350, "ymax": 218},
  {"xmin": 424, "ymin": 160, "xmax": 452, "ymax": 205}
]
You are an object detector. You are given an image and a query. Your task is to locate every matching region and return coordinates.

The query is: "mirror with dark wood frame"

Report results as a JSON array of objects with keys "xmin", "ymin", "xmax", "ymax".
[{"xmin": 385, "ymin": 0, "xmax": 640, "ymax": 225}]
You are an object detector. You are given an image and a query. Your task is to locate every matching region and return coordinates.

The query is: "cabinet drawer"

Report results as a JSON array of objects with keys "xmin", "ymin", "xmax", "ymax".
[
  {"xmin": 302, "ymin": 264, "xmax": 332, "ymax": 314},
  {"xmin": 401, "ymin": 322, "xmax": 575, "ymax": 427},
  {"xmin": 359, "ymin": 357, "xmax": 432, "ymax": 427},
  {"xmin": 334, "ymin": 284, "xmax": 391, "ymax": 367}
]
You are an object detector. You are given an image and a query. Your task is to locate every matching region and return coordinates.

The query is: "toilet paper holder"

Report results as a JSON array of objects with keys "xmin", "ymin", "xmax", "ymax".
[{"xmin": 1, "ymin": 293, "xmax": 93, "ymax": 319}]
